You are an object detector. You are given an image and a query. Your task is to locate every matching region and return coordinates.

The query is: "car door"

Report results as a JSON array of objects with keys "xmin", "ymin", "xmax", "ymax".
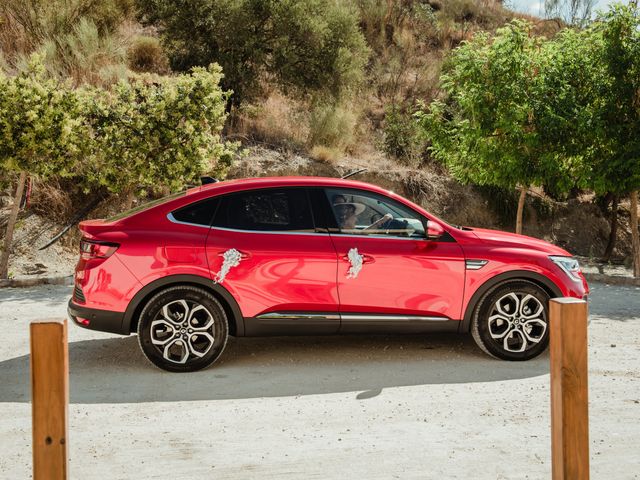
[
  {"xmin": 206, "ymin": 187, "xmax": 340, "ymax": 336},
  {"xmin": 319, "ymin": 187, "xmax": 466, "ymax": 333}
]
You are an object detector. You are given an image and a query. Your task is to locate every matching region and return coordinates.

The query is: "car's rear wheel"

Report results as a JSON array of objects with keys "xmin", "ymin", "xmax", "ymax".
[
  {"xmin": 471, "ymin": 281, "xmax": 550, "ymax": 361},
  {"xmin": 137, "ymin": 286, "xmax": 228, "ymax": 372}
]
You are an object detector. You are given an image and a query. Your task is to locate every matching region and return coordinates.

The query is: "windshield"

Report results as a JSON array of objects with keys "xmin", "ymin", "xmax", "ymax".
[{"xmin": 107, "ymin": 191, "xmax": 186, "ymax": 222}]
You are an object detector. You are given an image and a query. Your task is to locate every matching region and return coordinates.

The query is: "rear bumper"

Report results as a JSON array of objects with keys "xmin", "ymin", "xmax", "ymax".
[{"xmin": 68, "ymin": 299, "xmax": 128, "ymax": 335}]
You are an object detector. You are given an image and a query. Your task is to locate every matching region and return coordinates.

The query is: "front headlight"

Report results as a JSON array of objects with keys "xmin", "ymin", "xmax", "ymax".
[{"xmin": 549, "ymin": 255, "xmax": 582, "ymax": 282}]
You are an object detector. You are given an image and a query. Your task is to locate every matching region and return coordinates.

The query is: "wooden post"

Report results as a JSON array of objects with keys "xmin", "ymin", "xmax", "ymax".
[
  {"xmin": 549, "ymin": 298, "xmax": 589, "ymax": 480},
  {"xmin": 30, "ymin": 319, "xmax": 69, "ymax": 480}
]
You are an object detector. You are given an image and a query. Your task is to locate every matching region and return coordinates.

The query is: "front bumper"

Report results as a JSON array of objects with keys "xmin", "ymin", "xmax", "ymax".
[{"xmin": 68, "ymin": 299, "xmax": 128, "ymax": 335}]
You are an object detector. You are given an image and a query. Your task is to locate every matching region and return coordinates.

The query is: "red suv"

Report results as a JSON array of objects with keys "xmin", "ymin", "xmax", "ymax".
[{"xmin": 68, "ymin": 177, "xmax": 588, "ymax": 372}]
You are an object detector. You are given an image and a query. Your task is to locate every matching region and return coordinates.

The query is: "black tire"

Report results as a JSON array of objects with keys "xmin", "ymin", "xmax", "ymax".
[
  {"xmin": 471, "ymin": 281, "xmax": 550, "ymax": 361},
  {"xmin": 137, "ymin": 286, "xmax": 228, "ymax": 372}
]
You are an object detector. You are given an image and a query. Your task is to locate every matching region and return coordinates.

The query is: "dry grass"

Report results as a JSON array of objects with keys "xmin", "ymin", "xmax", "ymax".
[
  {"xmin": 310, "ymin": 145, "xmax": 342, "ymax": 164},
  {"xmin": 228, "ymin": 90, "xmax": 309, "ymax": 150},
  {"xmin": 28, "ymin": 179, "xmax": 75, "ymax": 223}
]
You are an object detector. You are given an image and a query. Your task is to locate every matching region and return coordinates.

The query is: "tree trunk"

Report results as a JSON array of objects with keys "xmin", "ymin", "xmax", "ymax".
[
  {"xmin": 123, "ymin": 189, "xmax": 135, "ymax": 211},
  {"xmin": 630, "ymin": 191, "xmax": 640, "ymax": 278},
  {"xmin": 515, "ymin": 186, "xmax": 527, "ymax": 235},
  {"xmin": 0, "ymin": 171, "xmax": 28, "ymax": 279},
  {"xmin": 602, "ymin": 194, "xmax": 619, "ymax": 262}
]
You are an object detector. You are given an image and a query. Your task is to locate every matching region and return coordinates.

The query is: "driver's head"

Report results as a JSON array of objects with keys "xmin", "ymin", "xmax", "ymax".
[{"xmin": 332, "ymin": 194, "xmax": 356, "ymax": 227}]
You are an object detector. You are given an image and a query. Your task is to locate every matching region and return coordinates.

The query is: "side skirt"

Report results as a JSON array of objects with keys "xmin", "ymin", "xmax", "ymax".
[{"xmin": 243, "ymin": 312, "xmax": 460, "ymax": 337}]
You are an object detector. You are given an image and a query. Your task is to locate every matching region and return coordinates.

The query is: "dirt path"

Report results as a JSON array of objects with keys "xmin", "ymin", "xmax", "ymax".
[{"xmin": 0, "ymin": 283, "xmax": 638, "ymax": 479}]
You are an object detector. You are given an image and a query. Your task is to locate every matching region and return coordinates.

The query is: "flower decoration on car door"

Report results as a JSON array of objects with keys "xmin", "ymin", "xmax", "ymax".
[
  {"xmin": 213, "ymin": 248, "xmax": 244, "ymax": 284},
  {"xmin": 346, "ymin": 247, "xmax": 364, "ymax": 279}
]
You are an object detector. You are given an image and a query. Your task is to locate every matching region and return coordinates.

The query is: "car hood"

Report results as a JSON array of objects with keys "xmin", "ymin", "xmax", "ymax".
[{"xmin": 469, "ymin": 227, "xmax": 571, "ymax": 256}]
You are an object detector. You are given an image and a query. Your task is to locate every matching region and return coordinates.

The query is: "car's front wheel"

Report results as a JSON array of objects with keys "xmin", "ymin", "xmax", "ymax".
[
  {"xmin": 137, "ymin": 286, "xmax": 229, "ymax": 372},
  {"xmin": 471, "ymin": 281, "xmax": 550, "ymax": 361}
]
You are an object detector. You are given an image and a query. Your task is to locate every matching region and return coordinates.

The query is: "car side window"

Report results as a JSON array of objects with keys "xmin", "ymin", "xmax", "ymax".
[
  {"xmin": 324, "ymin": 188, "xmax": 425, "ymax": 238},
  {"xmin": 212, "ymin": 188, "xmax": 315, "ymax": 232},
  {"xmin": 171, "ymin": 197, "xmax": 219, "ymax": 226}
]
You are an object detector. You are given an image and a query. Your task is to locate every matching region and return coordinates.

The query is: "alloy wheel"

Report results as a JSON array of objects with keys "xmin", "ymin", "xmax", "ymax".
[
  {"xmin": 487, "ymin": 292, "xmax": 547, "ymax": 353},
  {"xmin": 149, "ymin": 299, "xmax": 216, "ymax": 364}
]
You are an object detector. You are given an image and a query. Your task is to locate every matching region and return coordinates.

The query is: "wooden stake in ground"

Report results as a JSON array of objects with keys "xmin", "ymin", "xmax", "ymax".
[
  {"xmin": 30, "ymin": 319, "xmax": 69, "ymax": 480},
  {"xmin": 549, "ymin": 298, "xmax": 589, "ymax": 480},
  {"xmin": 0, "ymin": 171, "xmax": 27, "ymax": 279},
  {"xmin": 630, "ymin": 190, "xmax": 640, "ymax": 278},
  {"xmin": 515, "ymin": 185, "xmax": 527, "ymax": 235}
]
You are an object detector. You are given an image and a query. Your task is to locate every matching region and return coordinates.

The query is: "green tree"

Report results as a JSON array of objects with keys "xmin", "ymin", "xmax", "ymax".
[
  {"xmin": 0, "ymin": 57, "xmax": 88, "ymax": 278},
  {"xmin": 586, "ymin": 4, "xmax": 639, "ymax": 273},
  {"xmin": 416, "ymin": 21, "xmax": 567, "ymax": 234},
  {"xmin": 540, "ymin": 4, "xmax": 640, "ymax": 272},
  {"xmin": 81, "ymin": 64, "xmax": 236, "ymax": 196},
  {"xmin": 135, "ymin": 0, "xmax": 370, "ymax": 105}
]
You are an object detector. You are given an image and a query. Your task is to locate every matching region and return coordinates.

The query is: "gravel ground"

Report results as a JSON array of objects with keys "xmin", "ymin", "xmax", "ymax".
[{"xmin": 0, "ymin": 282, "xmax": 638, "ymax": 479}]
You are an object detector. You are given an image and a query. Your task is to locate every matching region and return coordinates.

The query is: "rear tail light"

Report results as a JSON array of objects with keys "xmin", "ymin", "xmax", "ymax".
[{"xmin": 80, "ymin": 240, "xmax": 119, "ymax": 259}]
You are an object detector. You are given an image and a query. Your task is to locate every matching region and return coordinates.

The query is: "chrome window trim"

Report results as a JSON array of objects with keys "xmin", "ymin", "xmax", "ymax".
[
  {"xmin": 327, "ymin": 232, "xmax": 427, "ymax": 241},
  {"xmin": 209, "ymin": 225, "xmax": 427, "ymax": 241},
  {"xmin": 206, "ymin": 225, "xmax": 429, "ymax": 241},
  {"xmin": 211, "ymin": 226, "xmax": 327, "ymax": 236},
  {"xmin": 167, "ymin": 212, "xmax": 211, "ymax": 229}
]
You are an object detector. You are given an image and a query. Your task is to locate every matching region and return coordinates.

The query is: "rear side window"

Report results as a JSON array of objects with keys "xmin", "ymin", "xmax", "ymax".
[
  {"xmin": 171, "ymin": 197, "xmax": 219, "ymax": 226},
  {"xmin": 213, "ymin": 188, "xmax": 314, "ymax": 232}
]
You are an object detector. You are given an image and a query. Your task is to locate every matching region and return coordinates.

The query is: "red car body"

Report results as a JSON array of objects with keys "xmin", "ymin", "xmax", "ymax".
[{"xmin": 68, "ymin": 176, "xmax": 588, "ymax": 364}]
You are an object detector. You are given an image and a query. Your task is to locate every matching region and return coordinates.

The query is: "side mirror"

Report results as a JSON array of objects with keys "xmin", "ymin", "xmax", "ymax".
[{"xmin": 426, "ymin": 220, "xmax": 445, "ymax": 240}]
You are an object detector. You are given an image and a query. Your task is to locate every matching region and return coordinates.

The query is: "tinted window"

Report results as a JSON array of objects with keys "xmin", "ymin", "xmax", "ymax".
[
  {"xmin": 213, "ymin": 188, "xmax": 314, "ymax": 232},
  {"xmin": 171, "ymin": 197, "xmax": 219, "ymax": 226},
  {"xmin": 325, "ymin": 188, "xmax": 425, "ymax": 238}
]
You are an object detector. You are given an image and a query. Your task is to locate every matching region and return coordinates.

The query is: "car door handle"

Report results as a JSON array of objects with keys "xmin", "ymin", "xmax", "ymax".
[
  {"xmin": 218, "ymin": 249, "xmax": 251, "ymax": 259},
  {"xmin": 341, "ymin": 253, "xmax": 375, "ymax": 263}
]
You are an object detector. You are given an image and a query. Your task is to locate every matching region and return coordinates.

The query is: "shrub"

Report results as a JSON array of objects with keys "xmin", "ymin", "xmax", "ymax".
[
  {"xmin": 127, "ymin": 35, "xmax": 169, "ymax": 74},
  {"xmin": 382, "ymin": 105, "xmax": 421, "ymax": 164},
  {"xmin": 136, "ymin": 0, "xmax": 370, "ymax": 105},
  {"xmin": 308, "ymin": 100, "xmax": 357, "ymax": 152},
  {"xmin": 36, "ymin": 18, "xmax": 127, "ymax": 86},
  {"xmin": 81, "ymin": 63, "xmax": 236, "ymax": 193}
]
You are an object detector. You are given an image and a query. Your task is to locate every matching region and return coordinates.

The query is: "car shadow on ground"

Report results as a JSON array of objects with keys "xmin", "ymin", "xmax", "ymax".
[{"xmin": 0, "ymin": 333, "xmax": 549, "ymax": 404}]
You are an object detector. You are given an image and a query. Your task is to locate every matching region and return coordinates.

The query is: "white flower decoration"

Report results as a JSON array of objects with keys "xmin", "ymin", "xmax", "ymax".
[
  {"xmin": 213, "ymin": 248, "xmax": 243, "ymax": 284},
  {"xmin": 346, "ymin": 247, "xmax": 364, "ymax": 279}
]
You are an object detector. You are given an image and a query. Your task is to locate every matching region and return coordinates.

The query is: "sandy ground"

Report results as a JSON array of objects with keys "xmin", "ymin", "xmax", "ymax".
[{"xmin": 0, "ymin": 282, "xmax": 638, "ymax": 479}]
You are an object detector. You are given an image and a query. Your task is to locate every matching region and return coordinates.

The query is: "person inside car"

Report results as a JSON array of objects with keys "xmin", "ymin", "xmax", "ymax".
[{"xmin": 332, "ymin": 194, "xmax": 392, "ymax": 231}]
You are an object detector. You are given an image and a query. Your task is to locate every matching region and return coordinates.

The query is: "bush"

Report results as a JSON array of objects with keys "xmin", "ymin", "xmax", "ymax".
[
  {"xmin": 308, "ymin": 100, "xmax": 357, "ymax": 152},
  {"xmin": 136, "ymin": 0, "xmax": 370, "ymax": 105},
  {"xmin": 81, "ymin": 64, "xmax": 236, "ymax": 193},
  {"xmin": 382, "ymin": 105, "xmax": 421, "ymax": 164},
  {"xmin": 127, "ymin": 35, "xmax": 169, "ymax": 74},
  {"xmin": 36, "ymin": 18, "xmax": 127, "ymax": 86}
]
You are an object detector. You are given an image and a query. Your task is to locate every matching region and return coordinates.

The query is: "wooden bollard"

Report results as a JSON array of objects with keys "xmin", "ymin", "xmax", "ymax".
[
  {"xmin": 549, "ymin": 298, "xmax": 589, "ymax": 480},
  {"xmin": 30, "ymin": 319, "xmax": 69, "ymax": 480}
]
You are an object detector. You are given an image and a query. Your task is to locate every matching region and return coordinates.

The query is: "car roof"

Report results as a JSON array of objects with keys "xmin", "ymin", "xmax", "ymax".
[
  {"xmin": 187, "ymin": 176, "xmax": 392, "ymax": 196},
  {"xmin": 193, "ymin": 176, "xmax": 379, "ymax": 191}
]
